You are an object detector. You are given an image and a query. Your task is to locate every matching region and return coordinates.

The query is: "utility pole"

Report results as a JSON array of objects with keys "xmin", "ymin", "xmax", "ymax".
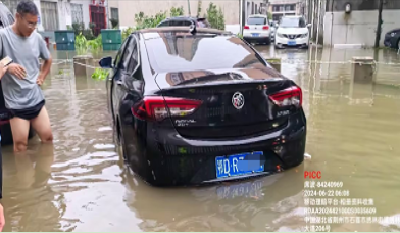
[
  {"xmin": 375, "ymin": 0, "xmax": 384, "ymax": 48},
  {"xmin": 240, "ymin": 0, "xmax": 246, "ymax": 35},
  {"xmin": 187, "ymin": 0, "xmax": 191, "ymax": 16}
]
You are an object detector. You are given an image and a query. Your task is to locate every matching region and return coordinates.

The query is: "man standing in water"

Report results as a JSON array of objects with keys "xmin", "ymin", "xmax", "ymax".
[{"xmin": 0, "ymin": 0, "xmax": 53, "ymax": 152}]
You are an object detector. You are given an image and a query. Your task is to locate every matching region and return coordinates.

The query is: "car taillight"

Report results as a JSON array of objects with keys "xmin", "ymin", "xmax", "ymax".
[
  {"xmin": 244, "ymin": 26, "xmax": 249, "ymax": 30},
  {"xmin": 269, "ymin": 86, "xmax": 302, "ymax": 107},
  {"xmin": 262, "ymin": 26, "xmax": 269, "ymax": 30},
  {"xmin": 131, "ymin": 96, "xmax": 202, "ymax": 121}
]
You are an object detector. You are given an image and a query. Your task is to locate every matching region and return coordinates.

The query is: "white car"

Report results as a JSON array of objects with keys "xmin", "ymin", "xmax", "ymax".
[
  {"xmin": 243, "ymin": 14, "xmax": 271, "ymax": 45},
  {"xmin": 274, "ymin": 15, "xmax": 311, "ymax": 49}
]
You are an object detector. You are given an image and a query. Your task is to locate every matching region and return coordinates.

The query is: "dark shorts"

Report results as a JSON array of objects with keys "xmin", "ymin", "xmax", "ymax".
[{"xmin": 9, "ymin": 100, "xmax": 46, "ymax": 121}]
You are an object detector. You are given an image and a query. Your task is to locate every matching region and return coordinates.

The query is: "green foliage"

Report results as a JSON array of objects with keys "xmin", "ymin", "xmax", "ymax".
[
  {"xmin": 87, "ymin": 34, "xmax": 102, "ymax": 54},
  {"xmin": 71, "ymin": 22, "xmax": 96, "ymax": 40},
  {"xmin": 122, "ymin": 27, "xmax": 135, "ymax": 42},
  {"xmin": 267, "ymin": 11, "xmax": 272, "ymax": 20},
  {"xmin": 170, "ymin": 6, "xmax": 184, "ymax": 17},
  {"xmin": 204, "ymin": 3, "xmax": 225, "ymax": 30},
  {"xmin": 91, "ymin": 67, "xmax": 109, "ymax": 81},
  {"xmin": 237, "ymin": 33, "xmax": 243, "ymax": 39},
  {"xmin": 75, "ymin": 33, "xmax": 88, "ymax": 55},
  {"xmin": 109, "ymin": 18, "xmax": 119, "ymax": 29},
  {"xmin": 134, "ymin": 11, "xmax": 167, "ymax": 30}
]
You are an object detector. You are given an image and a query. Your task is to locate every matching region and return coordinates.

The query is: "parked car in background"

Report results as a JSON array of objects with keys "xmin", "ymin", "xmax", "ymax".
[
  {"xmin": 0, "ymin": 2, "xmax": 36, "ymax": 146},
  {"xmin": 243, "ymin": 14, "xmax": 271, "ymax": 45},
  {"xmin": 274, "ymin": 15, "xmax": 311, "ymax": 49},
  {"xmin": 384, "ymin": 29, "xmax": 400, "ymax": 50},
  {"xmin": 157, "ymin": 16, "xmax": 211, "ymax": 28},
  {"xmin": 100, "ymin": 26, "xmax": 307, "ymax": 187}
]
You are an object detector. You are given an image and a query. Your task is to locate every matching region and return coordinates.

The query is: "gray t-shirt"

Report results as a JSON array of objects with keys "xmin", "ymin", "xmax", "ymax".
[{"xmin": 0, "ymin": 26, "xmax": 50, "ymax": 110}]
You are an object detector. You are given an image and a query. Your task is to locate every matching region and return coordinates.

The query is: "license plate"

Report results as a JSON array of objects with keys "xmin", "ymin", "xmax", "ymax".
[
  {"xmin": 251, "ymin": 33, "xmax": 260, "ymax": 37},
  {"xmin": 215, "ymin": 151, "xmax": 264, "ymax": 179},
  {"xmin": 288, "ymin": 40, "xmax": 296, "ymax": 46},
  {"xmin": 216, "ymin": 179, "xmax": 264, "ymax": 199}
]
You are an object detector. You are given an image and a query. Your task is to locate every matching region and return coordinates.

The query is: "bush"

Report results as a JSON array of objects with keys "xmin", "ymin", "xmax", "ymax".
[{"xmin": 204, "ymin": 3, "xmax": 225, "ymax": 30}]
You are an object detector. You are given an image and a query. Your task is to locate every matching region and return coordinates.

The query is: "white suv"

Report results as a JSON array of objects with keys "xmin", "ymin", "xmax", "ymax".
[
  {"xmin": 274, "ymin": 15, "xmax": 311, "ymax": 49},
  {"xmin": 243, "ymin": 14, "xmax": 271, "ymax": 45}
]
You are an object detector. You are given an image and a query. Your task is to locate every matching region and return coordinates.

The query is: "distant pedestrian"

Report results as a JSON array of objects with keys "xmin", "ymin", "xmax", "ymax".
[{"xmin": 0, "ymin": 0, "xmax": 53, "ymax": 152}]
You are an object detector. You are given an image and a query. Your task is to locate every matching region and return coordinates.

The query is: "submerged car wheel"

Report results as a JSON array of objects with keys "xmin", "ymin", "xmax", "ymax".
[{"xmin": 116, "ymin": 119, "xmax": 129, "ymax": 163}]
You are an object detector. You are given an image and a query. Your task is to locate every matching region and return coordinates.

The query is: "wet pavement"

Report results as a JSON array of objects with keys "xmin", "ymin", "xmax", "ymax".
[{"xmin": 2, "ymin": 47, "xmax": 400, "ymax": 232}]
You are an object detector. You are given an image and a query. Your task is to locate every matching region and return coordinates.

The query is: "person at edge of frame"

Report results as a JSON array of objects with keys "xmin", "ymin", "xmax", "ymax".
[
  {"xmin": 0, "ymin": 0, "xmax": 53, "ymax": 153},
  {"xmin": 0, "ymin": 62, "xmax": 9, "ymax": 231}
]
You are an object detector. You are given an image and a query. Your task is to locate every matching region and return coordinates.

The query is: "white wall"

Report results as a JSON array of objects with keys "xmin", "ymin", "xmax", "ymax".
[
  {"xmin": 34, "ymin": 0, "xmax": 92, "ymax": 31},
  {"xmin": 323, "ymin": 10, "xmax": 400, "ymax": 47}
]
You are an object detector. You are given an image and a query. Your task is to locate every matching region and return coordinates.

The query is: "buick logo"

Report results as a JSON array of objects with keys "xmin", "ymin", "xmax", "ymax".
[{"xmin": 232, "ymin": 92, "xmax": 245, "ymax": 109}]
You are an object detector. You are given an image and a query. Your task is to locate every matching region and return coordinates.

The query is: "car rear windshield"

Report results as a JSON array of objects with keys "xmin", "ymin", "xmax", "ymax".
[
  {"xmin": 144, "ymin": 33, "xmax": 266, "ymax": 73},
  {"xmin": 247, "ymin": 17, "xmax": 266, "ymax": 25},
  {"xmin": 280, "ymin": 17, "xmax": 306, "ymax": 28}
]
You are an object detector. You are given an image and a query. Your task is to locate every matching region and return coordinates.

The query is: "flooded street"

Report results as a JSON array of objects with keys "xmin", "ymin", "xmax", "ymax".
[{"xmin": 2, "ymin": 46, "xmax": 400, "ymax": 232}]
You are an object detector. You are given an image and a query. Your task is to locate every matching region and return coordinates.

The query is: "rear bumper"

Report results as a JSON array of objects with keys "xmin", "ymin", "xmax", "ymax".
[
  {"xmin": 243, "ymin": 32, "xmax": 270, "ymax": 43},
  {"xmin": 131, "ymin": 110, "xmax": 307, "ymax": 186}
]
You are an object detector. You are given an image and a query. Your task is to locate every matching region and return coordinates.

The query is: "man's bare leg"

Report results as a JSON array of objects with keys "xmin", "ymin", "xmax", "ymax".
[
  {"xmin": 10, "ymin": 117, "xmax": 30, "ymax": 152},
  {"xmin": 31, "ymin": 106, "xmax": 53, "ymax": 143}
]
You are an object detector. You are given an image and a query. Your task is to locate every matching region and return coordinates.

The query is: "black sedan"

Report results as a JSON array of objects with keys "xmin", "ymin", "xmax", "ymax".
[
  {"xmin": 99, "ymin": 27, "xmax": 307, "ymax": 186},
  {"xmin": 384, "ymin": 28, "xmax": 400, "ymax": 49}
]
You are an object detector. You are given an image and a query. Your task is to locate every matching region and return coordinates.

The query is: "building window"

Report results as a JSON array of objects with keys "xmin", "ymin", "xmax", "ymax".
[
  {"xmin": 41, "ymin": 1, "xmax": 59, "ymax": 31},
  {"xmin": 285, "ymin": 5, "xmax": 291, "ymax": 11},
  {"xmin": 110, "ymin": 7, "xmax": 118, "ymax": 21},
  {"xmin": 71, "ymin": 3, "xmax": 83, "ymax": 24},
  {"xmin": 2, "ymin": 0, "xmax": 18, "ymax": 14},
  {"xmin": 290, "ymin": 4, "xmax": 296, "ymax": 11},
  {"xmin": 279, "ymin": 5, "xmax": 284, "ymax": 11}
]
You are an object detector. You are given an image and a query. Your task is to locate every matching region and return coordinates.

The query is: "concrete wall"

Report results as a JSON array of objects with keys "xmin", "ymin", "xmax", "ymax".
[{"xmin": 323, "ymin": 10, "xmax": 400, "ymax": 47}]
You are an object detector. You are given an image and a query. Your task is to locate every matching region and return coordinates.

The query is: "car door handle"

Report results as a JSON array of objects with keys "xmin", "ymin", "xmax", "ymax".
[{"xmin": 116, "ymin": 80, "xmax": 123, "ymax": 86}]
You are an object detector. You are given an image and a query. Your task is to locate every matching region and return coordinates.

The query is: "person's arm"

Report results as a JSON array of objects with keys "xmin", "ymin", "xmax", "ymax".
[
  {"xmin": 37, "ymin": 35, "xmax": 52, "ymax": 86},
  {"xmin": 0, "ymin": 203, "xmax": 4, "ymax": 232}
]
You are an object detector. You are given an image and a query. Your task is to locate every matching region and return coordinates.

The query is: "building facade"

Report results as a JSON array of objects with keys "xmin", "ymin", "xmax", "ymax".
[
  {"xmin": 108, "ymin": 0, "xmax": 266, "ymax": 34},
  {"xmin": 268, "ymin": 0, "xmax": 304, "ymax": 21}
]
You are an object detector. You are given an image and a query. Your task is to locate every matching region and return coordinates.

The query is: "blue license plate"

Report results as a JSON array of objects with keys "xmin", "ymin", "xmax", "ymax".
[
  {"xmin": 215, "ymin": 151, "xmax": 264, "ymax": 179},
  {"xmin": 288, "ymin": 40, "xmax": 296, "ymax": 46},
  {"xmin": 251, "ymin": 33, "xmax": 260, "ymax": 37},
  {"xmin": 216, "ymin": 179, "xmax": 264, "ymax": 199}
]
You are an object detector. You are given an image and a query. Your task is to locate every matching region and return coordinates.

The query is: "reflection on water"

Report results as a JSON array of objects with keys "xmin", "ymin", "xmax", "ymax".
[{"xmin": 1, "ymin": 48, "xmax": 400, "ymax": 231}]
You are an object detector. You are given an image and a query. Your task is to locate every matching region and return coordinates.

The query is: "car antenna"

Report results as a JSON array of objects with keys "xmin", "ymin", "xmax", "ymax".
[{"xmin": 189, "ymin": 24, "xmax": 197, "ymax": 35}]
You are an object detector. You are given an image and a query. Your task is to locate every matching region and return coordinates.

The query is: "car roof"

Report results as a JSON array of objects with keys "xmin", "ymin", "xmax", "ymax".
[
  {"xmin": 282, "ymin": 15, "xmax": 303, "ymax": 18},
  {"xmin": 162, "ymin": 16, "xmax": 206, "ymax": 21},
  {"xmin": 137, "ymin": 26, "xmax": 232, "ymax": 38},
  {"xmin": 248, "ymin": 14, "xmax": 268, "ymax": 18}
]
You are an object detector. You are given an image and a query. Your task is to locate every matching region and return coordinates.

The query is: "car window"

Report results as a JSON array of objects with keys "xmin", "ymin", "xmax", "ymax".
[
  {"xmin": 299, "ymin": 17, "xmax": 306, "ymax": 28},
  {"xmin": 158, "ymin": 20, "xmax": 170, "ymax": 27},
  {"xmin": 146, "ymin": 34, "xmax": 266, "ymax": 73},
  {"xmin": 167, "ymin": 19, "xmax": 192, "ymax": 27},
  {"xmin": 247, "ymin": 17, "xmax": 266, "ymax": 25},
  {"xmin": 121, "ymin": 35, "xmax": 140, "ymax": 76},
  {"xmin": 114, "ymin": 37, "xmax": 131, "ymax": 69},
  {"xmin": 280, "ymin": 17, "xmax": 304, "ymax": 28}
]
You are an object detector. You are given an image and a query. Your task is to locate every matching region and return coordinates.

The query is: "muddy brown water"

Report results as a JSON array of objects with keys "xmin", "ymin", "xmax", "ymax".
[{"xmin": 2, "ymin": 47, "xmax": 400, "ymax": 231}]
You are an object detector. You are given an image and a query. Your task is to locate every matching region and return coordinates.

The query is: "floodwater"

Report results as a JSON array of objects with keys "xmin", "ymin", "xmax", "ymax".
[{"xmin": 2, "ymin": 46, "xmax": 400, "ymax": 232}]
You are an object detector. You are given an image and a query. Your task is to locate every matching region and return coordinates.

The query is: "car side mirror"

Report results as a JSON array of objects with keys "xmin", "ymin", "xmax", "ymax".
[
  {"xmin": 275, "ymin": 24, "xmax": 279, "ymax": 28},
  {"xmin": 99, "ymin": 56, "xmax": 113, "ymax": 68},
  {"xmin": 307, "ymin": 24, "xmax": 312, "ymax": 28}
]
